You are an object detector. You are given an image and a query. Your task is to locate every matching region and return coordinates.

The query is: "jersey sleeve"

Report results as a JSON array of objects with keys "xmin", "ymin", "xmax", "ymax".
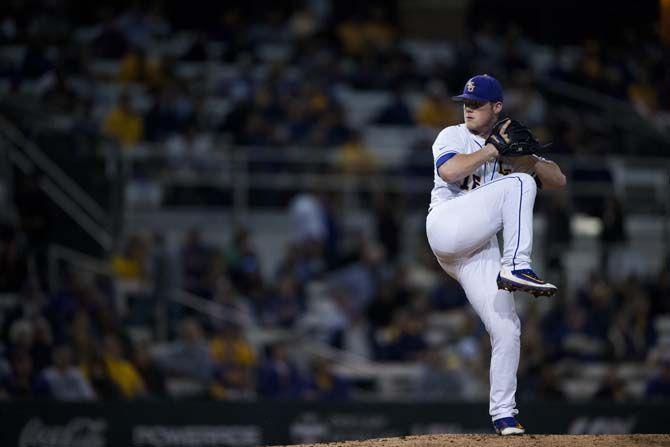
[{"xmin": 432, "ymin": 126, "xmax": 465, "ymax": 170}]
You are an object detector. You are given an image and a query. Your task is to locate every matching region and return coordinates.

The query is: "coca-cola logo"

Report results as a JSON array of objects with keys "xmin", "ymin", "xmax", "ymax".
[{"xmin": 19, "ymin": 418, "xmax": 107, "ymax": 447}]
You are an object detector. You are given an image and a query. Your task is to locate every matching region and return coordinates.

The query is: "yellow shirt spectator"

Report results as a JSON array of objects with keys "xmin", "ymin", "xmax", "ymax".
[
  {"xmin": 336, "ymin": 133, "xmax": 378, "ymax": 175},
  {"xmin": 416, "ymin": 95, "xmax": 459, "ymax": 128},
  {"xmin": 111, "ymin": 256, "xmax": 142, "ymax": 279},
  {"xmin": 118, "ymin": 49, "xmax": 166, "ymax": 88},
  {"xmin": 104, "ymin": 356, "xmax": 145, "ymax": 399},
  {"xmin": 210, "ymin": 335, "xmax": 256, "ymax": 368},
  {"xmin": 629, "ymin": 83, "xmax": 658, "ymax": 116},
  {"xmin": 102, "ymin": 94, "xmax": 144, "ymax": 148},
  {"xmin": 110, "ymin": 236, "xmax": 147, "ymax": 280}
]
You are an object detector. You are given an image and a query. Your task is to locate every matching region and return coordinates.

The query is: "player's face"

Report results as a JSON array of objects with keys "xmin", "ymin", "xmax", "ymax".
[{"xmin": 463, "ymin": 100, "xmax": 501, "ymax": 134}]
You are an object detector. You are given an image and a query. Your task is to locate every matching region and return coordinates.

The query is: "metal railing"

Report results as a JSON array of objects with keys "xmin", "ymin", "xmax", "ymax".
[
  {"xmin": 538, "ymin": 77, "xmax": 670, "ymax": 155},
  {"xmin": 0, "ymin": 116, "xmax": 115, "ymax": 251},
  {"xmin": 122, "ymin": 144, "xmax": 670, "ymax": 214},
  {"xmin": 2, "ymin": 140, "xmax": 114, "ymax": 250}
]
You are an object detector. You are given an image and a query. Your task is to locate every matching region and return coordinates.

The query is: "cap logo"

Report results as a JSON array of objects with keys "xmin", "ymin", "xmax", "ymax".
[{"xmin": 466, "ymin": 80, "xmax": 475, "ymax": 92}]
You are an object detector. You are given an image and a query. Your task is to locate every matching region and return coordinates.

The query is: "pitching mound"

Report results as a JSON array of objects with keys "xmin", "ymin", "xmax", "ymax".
[{"xmin": 275, "ymin": 434, "xmax": 670, "ymax": 447}]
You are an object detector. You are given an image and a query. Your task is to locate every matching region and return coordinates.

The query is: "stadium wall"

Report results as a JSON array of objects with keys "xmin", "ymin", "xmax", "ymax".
[{"xmin": 2, "ymin": 401, "xmax": 669, "ymax": 446}]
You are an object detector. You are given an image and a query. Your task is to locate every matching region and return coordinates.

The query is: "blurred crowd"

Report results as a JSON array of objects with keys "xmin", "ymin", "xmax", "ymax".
[
  {"xmin": 1, "ymin": 189, "xmax": 670, "ymax": 402},
  {"xmin": 0, "ymin": 0, "xmax": 668, "ymax": 175},
  {"xmin": 0, "ymin": 1, "xmax": 669, "ymax": 402}
]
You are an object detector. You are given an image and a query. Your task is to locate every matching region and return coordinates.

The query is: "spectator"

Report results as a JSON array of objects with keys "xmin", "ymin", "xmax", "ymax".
[
  {"xmin": 6, "ymin": 319, "xmax": 35, "ymax": 359},
  {"xmin": 367, "ymin": 286, "xmax": 401, "ymax": 331},
  {"xmin": 310, "ymin": 108, "xmax": 352, "ymax": 147},
  {"xmin": 428, "ymin": 274, "xmax": 468, "ymax": 311},
  {"xmin": 335, "ymin": 131, "xmax": 378, "ymax": 175},
  {"xmin": 29, "ymin": 318, "xmax": 53, "ymax": 373},
  {"xmin": 111, "ymin": 234, "xmax": 148, "ymax": 280},
  {"xmin": 225, "ymin": 227, "xmax": 262, "ymax": 296},
  {"xmin": 333, "ymin": 240, "xmax": 386, "ymax": 313},
  {"xmin": 42, "ymin": 345, "xmax": 95, "ymax": 401},
  {"xmin": 415, "ymin": 81, "xmax": 459, "ymax": 128},
  {"xmin": 180, "ymin": 228, "xmax": 212, "ymax": 296},
  {"xmin": 373, "ymin": 192, "xmax": 401, "ymax": 262},
  {"xmin": 150, "ymin": 232, "xmax": 180, "ymax": 340},
  {"xmin": 646, "ymin": 362, "xmax": 670, "ymax": 399},
  {"xmin": 594, "ymin": 367, "xmax": 628, "ymax": 401},
  {"xmin": 82, "ymin": 352, "xmax": 121, "ymax": 399},
  {"xmin": 289, "ymin": 192, "xmax": 328, "ymax": 245},
  {"xmin": 257, "ymin": 343, "xmax": 305, "ymax": 399},
  {"xmin": 258, "ymin": 275, "xmax": 303, "ymax": 328},
  {"xmin": 379, "ymin": 309, "xmax": 427, "ymax": 361},
  {"xmin": 156, "ymin": 318, "xmax": 213, "ymax": 382},
  {"xmin": 303, "ymin": 359, "xmax": 350, "ymax": 401},
  {"xmin": 210, "ymin": 324, "xmax": 256, "ymax": 371},
  {"xmin": 131, "ymin": 340, "xmax": 165, "ymax": 397},
  {"xmin": 534, "ymin": 366, "xmax": 564, "ymax": 399},
  {"xmin": 117, "ymin": 47, "xmax": 165, "ymax": 87},
  {"xmin": 1, "ymin": 280, "xmax": 45, "ymax": 342},
  {"xmin": 209, "ymin": 324, "xmax": 256, "ymax": 400},
  {"xmin": 554, "ymin": 304, "xmax": 607, "ymax": 361},
  {"xmin": 144, "ymin": 90, "xmax": 181, "ymax": 142},
  {"xmin": 101, "ymin": 335, "xmax": 146, "ymax": 399},
  {"xmin": 628, "ymin": 68, "xmax": 658, "ymax": 117},
  {"xmin": 210, "ymin": 362, "xmax": 256, "ymax": 400},
  {"xmin": 209, "ymin": 275, "xmax": 255, "ymax": 328},
  {"xmin": 102, "ymin": 92, "xmax": 144, "ymax": 148},
  {"xmin": 1, "ymin": 350, "xmax": 49, "ymax": 398},
  {"xmin": 599, "ymin": 196, "xmax": 627, "ymax": 275},
  {"xmin": 503, "ymin": 71, "xmax": 546, "ymax": 127},
  {"xmin": 416, "ymin": 349, "xmax": 468, "ymax": 400},
  {"xmin": 373, "ymin": 89, "xmax": 414, "ymax": 125},
  {"xmin": 165, "ymin": 125, "xmax": 215, "ymax": 173}
]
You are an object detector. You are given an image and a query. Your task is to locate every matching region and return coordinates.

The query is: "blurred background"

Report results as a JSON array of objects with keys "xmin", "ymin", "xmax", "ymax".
[{"xmin": 0, "ymin": 0, "xmax": 669, "ymax": 444}]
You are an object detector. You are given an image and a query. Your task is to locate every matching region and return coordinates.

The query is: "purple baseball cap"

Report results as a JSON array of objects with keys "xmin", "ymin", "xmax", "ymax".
[{"xmin": 452, "ymin": 74, "xmax": 504, "ymax": 103}]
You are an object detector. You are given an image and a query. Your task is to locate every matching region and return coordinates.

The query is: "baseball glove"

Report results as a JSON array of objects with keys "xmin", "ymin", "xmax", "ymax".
[{"xmin": 486, "ymin": 118, "xmax": 547, "ymax": 157}]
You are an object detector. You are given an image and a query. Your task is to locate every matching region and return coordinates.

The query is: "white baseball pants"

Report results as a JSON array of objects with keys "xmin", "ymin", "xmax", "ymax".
[{"xmin": 426, "ymin": 173, "xmax": 538, "ymax": 420}]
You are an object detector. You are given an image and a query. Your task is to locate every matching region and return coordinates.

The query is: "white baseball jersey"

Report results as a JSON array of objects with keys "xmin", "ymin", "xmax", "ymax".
[
  {"xmin": 425, "ymin": 122, "xmax": 544, "ymax": 422},
  {"xmin": 429, "ymin": 123, "xmax": 537, "ymax": 212}
]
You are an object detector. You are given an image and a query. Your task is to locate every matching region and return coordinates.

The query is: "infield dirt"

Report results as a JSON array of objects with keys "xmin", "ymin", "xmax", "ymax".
[{"xmin": 274, "ymin": 434, "xmax": 670, "ymax": 447}]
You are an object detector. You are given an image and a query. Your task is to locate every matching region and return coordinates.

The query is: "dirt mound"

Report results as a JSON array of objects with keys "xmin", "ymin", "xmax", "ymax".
[{"xmin": 274, "ymin": 434, "xmax": 670, "ymax": 447}]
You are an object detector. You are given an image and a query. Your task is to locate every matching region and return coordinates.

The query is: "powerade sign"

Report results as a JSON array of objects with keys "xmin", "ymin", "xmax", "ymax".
[
  {"xmin": 1, "ymin": 401, "xmax": 668, "ymax": 446},
  {"xmin": 132, "ymin": 425, "xmax": 261, "ymax": 446}
]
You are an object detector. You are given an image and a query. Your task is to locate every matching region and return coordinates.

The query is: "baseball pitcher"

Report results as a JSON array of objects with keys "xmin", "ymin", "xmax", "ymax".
[{"xmin": 425, "ymin": 74, "xmax": 567, "ymax": 435}]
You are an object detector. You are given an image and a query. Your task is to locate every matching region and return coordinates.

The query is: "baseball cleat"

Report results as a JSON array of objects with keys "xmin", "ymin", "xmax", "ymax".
[
  {"xmin": 497, "ymin": 266, "xmax": 557, "ymax": 297},
  {"xmin": 493, "ymin": 416, "xmax": 525, "ymax": 435}
]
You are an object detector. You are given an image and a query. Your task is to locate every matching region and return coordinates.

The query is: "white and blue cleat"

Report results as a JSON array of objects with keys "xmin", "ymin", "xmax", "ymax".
[
  {"xmin": 493, "ymin": 416, "xmax": 526, "ymax": 435},
  {"xmin": 497, "ymin": 266, "xmax": 557, "ymax": 297}
]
